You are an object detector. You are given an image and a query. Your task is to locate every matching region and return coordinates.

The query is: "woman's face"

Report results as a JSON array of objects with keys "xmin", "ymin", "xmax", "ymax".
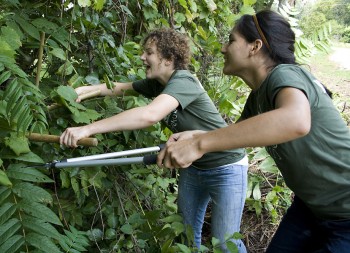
[
  {"xmin": 140, "ymin": 39, "xmax": 170, "ymax": 80},
  {"xmin": 221, "ymin": 29, "xmax": 251, "ymax": 75}
]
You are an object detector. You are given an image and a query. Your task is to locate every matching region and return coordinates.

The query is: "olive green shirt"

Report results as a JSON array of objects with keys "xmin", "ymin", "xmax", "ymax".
[
  {"xmin": 241, "ymin": 64, "xmax": 350, "ymax": 219},
  {"xmin": 133, "ymin": 70, "xmax": 245, "ymax": 169}
]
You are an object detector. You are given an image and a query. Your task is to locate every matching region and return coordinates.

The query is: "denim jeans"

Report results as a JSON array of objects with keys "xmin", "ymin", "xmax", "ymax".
[
  {"xmin": 266, "ymin": 196, "xmax": 350, "ymax": 253},
  {"xmin": 178, "ymin": 162, "xmax": 248, "ymax": 253}
]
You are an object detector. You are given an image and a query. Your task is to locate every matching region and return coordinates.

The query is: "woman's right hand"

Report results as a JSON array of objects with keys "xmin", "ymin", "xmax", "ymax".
[{"xmin": 60, "ymin": 126, "xmax": 91, "ymax": 148}]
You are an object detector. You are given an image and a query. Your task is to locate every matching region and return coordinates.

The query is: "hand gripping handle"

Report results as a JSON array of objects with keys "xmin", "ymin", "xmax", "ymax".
[{"xmin": 143, "ymin": 144, "xmax": 165, "ymax": 165}]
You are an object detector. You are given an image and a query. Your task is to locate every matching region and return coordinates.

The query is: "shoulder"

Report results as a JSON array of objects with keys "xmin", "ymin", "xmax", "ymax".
[{"xmin": 169, "ymin": 70, "xmax": 204, "ymax": 89}]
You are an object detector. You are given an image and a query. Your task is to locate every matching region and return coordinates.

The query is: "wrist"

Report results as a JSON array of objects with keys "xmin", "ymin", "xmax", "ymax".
[{"xmin": 194, "ymin": 134, "xmax": 206, "ymax": 157}]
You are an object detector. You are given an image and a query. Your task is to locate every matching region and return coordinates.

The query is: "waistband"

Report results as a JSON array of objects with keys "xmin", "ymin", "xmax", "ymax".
[{"xmin": 233, "ymin": 155, "xmax": 249, "ymax": 166}]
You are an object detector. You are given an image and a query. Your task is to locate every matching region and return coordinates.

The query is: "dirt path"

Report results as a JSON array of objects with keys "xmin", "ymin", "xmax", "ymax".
[
  {"xmin": 310, "ymin": 45, "xmax": 350, "ymax": 99},
  {"xmin": 329, "ymin": 47, "xmax": 350, "ymax": 70}
]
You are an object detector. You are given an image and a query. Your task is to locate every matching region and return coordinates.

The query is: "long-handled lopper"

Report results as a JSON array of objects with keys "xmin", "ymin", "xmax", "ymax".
[{"xmin": 34, "ymin": 144, "xmax": 164, "ymax": 169}]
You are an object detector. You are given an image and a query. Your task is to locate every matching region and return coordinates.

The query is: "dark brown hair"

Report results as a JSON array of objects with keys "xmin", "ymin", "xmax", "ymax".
[{"xmin": 143, "ymin": 28, "xmax": 191, "ymax": 70}]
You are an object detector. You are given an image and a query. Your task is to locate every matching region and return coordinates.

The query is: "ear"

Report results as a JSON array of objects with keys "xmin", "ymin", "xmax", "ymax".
[
  {"xmin": 249, "ymin": 39, "xmax": 264, "ymax": 55},
  {"xmin": 164, "ymin": 58, "xmax": 174, "ymax": 67}
]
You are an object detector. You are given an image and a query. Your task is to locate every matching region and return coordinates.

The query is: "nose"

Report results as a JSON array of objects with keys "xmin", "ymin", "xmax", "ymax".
[
  {"xmin": 221, "ymin": 45, "xmax": 227, "ymax": 54},
  {"xmin": 140, "ymin": 52, "xmax": 146, "ymax": 60}
]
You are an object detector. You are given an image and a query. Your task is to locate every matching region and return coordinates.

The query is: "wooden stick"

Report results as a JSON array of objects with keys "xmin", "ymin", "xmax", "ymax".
[{"xmin": 28, "ymin": 133, "xmax": 98, "ymax": 147}]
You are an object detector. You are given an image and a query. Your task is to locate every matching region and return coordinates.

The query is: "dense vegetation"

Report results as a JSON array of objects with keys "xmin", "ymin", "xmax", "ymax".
[
  {"xmin": 299, "ymin": 0, "xmax": 350, "ymax": 42},
  {"xmin": 0, "ymin": 0, "xmax": 335, "ymax": 252}
]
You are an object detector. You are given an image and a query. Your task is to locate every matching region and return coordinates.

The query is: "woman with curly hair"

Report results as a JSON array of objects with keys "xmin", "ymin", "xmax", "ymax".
[{"xmin": 60, "ymin": 28, "xmax": 248, "ymax": 252}]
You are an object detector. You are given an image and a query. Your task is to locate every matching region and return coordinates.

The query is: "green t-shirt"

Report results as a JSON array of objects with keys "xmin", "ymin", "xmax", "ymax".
[
  {"xmin": 133, "ymin": 70, "xmax": 245, "ymax": 169},
  {"xmin": 241, "ymin": 64, "xmax": 350, "ymax": 219}
]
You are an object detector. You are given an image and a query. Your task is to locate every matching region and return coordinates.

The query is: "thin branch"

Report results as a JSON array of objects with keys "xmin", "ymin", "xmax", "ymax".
[{"xmin": 35, "ymin": 32, "xmax": 45, "ymax": 87}]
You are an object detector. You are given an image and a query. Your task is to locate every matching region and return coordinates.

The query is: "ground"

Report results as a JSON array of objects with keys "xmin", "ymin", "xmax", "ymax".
[
  {"xmin": 329, "ymin": 47, "xmax": 350, "ymax": 70},
  {"xmin": 311, "ymin": 45, "xmax": 350, "ymax": 99}
]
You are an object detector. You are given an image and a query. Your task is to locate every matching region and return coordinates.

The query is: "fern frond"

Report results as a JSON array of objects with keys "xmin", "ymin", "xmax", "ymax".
[
  {"xmin": 17, "ymin": 200, "xmax": 62, "ymax": 226},
  {"xmin": 0, "ymin": 235, "xmax": 24, "ymax": 253},
  {"xmin": 12, "ymin": 182, "xmax": 52, "ymax": 204},
  {"xmin": 0, "ymin": 203, "xmax": 16, "ymax": 225},
  {"xmin": 22, "ymin": 216, "xmax": 62, "ymax": 240},
  {"xmin": 58, "ymin": 226, "xmax": 89, "ymax": 252},
  {"xmin": 26, "ymin": 233, "xmax": 62, "ymax": 253},
  {"xmin": 6, "ymin": 164, "xmax": 53, "ymax": 183},
  {"xmin": 0, "ymin": 218, "xmax": 21, "ymax": 244},
  {"xmin": 0, "ymin": 187, "xmax": 11, "ymax": 204}
]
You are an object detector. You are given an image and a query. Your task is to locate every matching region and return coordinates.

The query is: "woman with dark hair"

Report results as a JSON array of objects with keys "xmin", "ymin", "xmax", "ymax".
[
  {"xmin": 60, "ymin": 28, "xmax": 248, "ymax": 252},
  {"xmin": 159, "ymin": 10, "xmax": 350, "ymax": 253}
]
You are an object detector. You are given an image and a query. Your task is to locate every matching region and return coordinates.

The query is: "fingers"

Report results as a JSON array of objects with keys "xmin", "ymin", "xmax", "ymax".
[
  {"xmin": 156, "ymin": 141, "xmax": 193, "ymax": 169},
  {"xmin": 167, "ymin": 133, "xmax": 179, "ymax": 143},
  {"xmin": 59, "ymin": 128, "xmax": 79, "ymax": 148},
  {"xmin": 157, "ymin": 148, "xmax": 166, "ymax": 167},
  {"xmin": 157, "ymin": 143, "xmax": 175, "ymax": 168}
]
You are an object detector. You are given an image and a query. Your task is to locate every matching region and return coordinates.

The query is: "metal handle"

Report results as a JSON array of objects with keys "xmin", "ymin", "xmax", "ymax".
[
  {"xmin": 54, "ymin": 157, "xmax": 146, "ymax": 168},
  {"xmin": 46, "ymin": 144, "xmax": 164, "ymax": 168},
  {"xmin": 65, "ymin": 144, "xmax": 164, "ymax": 163}
]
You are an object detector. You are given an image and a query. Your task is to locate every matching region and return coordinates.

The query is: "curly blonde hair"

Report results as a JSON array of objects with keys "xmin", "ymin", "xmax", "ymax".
[{"xmin": 143, "ymin": 28, "xmax": 191, "ymax": 70}]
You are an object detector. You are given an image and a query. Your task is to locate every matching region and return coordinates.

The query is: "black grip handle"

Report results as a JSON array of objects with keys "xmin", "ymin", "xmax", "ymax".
[
  {"xmin": 142, "ymin": 144, "xmax": 165, "ymax": 165},
  {"xmin": 143, "ymin": 154, "xmax": 157, "ymax": 165}
]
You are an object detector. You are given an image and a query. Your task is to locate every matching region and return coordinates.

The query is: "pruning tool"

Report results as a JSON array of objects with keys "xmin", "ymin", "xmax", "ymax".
[{"xmin": 35, "ymin": 144, "xmax": 164, "ymax": 169}]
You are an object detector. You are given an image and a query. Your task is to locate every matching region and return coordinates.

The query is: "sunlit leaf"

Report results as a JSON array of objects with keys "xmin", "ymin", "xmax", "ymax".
[
  {"xmin": 78, "ymin": 0, "xmax": 91, "ymax": 7},
  {"xmin": 0, "ymin": 170, "xmax": 12, "ymax": 187}
]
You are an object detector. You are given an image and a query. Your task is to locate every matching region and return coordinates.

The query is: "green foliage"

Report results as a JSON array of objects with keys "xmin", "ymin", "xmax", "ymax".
[
  {"xmin": 341, "ymin": 26, "xmax": 350, "ymax": 43},
  {"xmin": 245, "ymin": 148, "xmax": 292, "ymax": 222},
  {"xmin": 0, "ymin": 0, "xmax": 331, "ymax": 252},
  {"xmin": 0, "ymin": 177, "xmax": 89, "ymax": 252},
  {"xmin": 299, "ymin": 0, "xmax": 350, "ymax": 42}
]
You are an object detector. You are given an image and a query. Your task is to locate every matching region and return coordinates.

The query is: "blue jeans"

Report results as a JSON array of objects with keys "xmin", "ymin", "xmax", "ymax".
[
  {"xmin": 178, "ymin": 163, "xmax": 248, "ymax": 253},
  {"xmin": 266, "ymin": 196, "xmax": 350, "ymax": 253}
]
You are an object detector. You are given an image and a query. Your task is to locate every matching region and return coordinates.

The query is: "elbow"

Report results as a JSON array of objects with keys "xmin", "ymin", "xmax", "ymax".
[
  {"xmin": 294, "ymin": 121, "xmax": 311, "ymax": 138},
  {"xmin": 141, "ymin": 110, "xmax": 162, "ymax": 126}
]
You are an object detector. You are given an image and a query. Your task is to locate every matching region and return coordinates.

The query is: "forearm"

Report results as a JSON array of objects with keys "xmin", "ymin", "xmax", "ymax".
[
  {"xmin": 85, "ymin": 107, "xmax": 158, "ymax": 135},
  {"xmin": 79, "ymin": 82, "xmax": 133, "ymax": 97},
  {"xmin": 197, "ymin": 108, "xmax": 309, "ymax": 154}
]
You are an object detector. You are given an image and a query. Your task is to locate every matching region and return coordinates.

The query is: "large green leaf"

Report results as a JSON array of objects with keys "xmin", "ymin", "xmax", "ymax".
[
  {"xmin": 0, "ymin": 41, "xmax": 15, "ymax": 58},
  {"xmin": 4, "ymin": 133, "xmax": 30, "ymax": 156},
  {"xmin": 94, "ymin": 0, "xmax": 106, "ymax": 11},
  {"xmin": 0, "ymin": 187, "xmax": 11, "ymax": 204},
  {"xmin": 32, "ymin": 18, "xmax": 59, "ymax": 34},
  {"xmin": 3, "ymin": 151, "xmax": 45, "ymax": 163},
  {"xmin": 0, "ymin": 235, "xmax": 24, "ymax": 253},
  {"xmin": 7, "ymin": 164, "xmax": 53, "ymax": 183},
  {"xmin": 0, "ymin": 170, "xmax": 12, "ymax": 187},
  {"xmin": 22, "ymin": 216, "xmax": 62, "ymax": 240},
  {"xmin": 78, "ymin": 0, "xmax": 91, "ymax": 7},
  {"xmin": 259, "ymin": 156, "xmax": 279, "ymax": 174},
  {"xmin": 0, "ymin": 203, "xmax": 16, "ymax": 226},
  {"xmin": 0, "ymin": 70, "xmax": 11, "ymax": 85},
  {"xmin": 71, "ymin": 109, "xmax": 102, "ymax": 124},
  {"xmin": 18, "ymin": 200, "xmax": 62, "ymax": 226},
  {"xmin": 0, "ymin": 218, "xmax": 21, "ymax": 244},
  {"xmin": 50, "ymin": 48, "xmax": 67, "ymax": 61},
  {"xmin": 25, "ymin": 233, "xmax": 62, "ymax": 253},
  {"xmin": 12, "ymin": 182, "xmax": 52, "ymax": 204},
  {"xmin": 12, "ymin": 15, "xmax": 40, "ymax": 40},
  {"xmin": 0, "ymin": 26, "xmax": 21, "ymax": 50}
]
